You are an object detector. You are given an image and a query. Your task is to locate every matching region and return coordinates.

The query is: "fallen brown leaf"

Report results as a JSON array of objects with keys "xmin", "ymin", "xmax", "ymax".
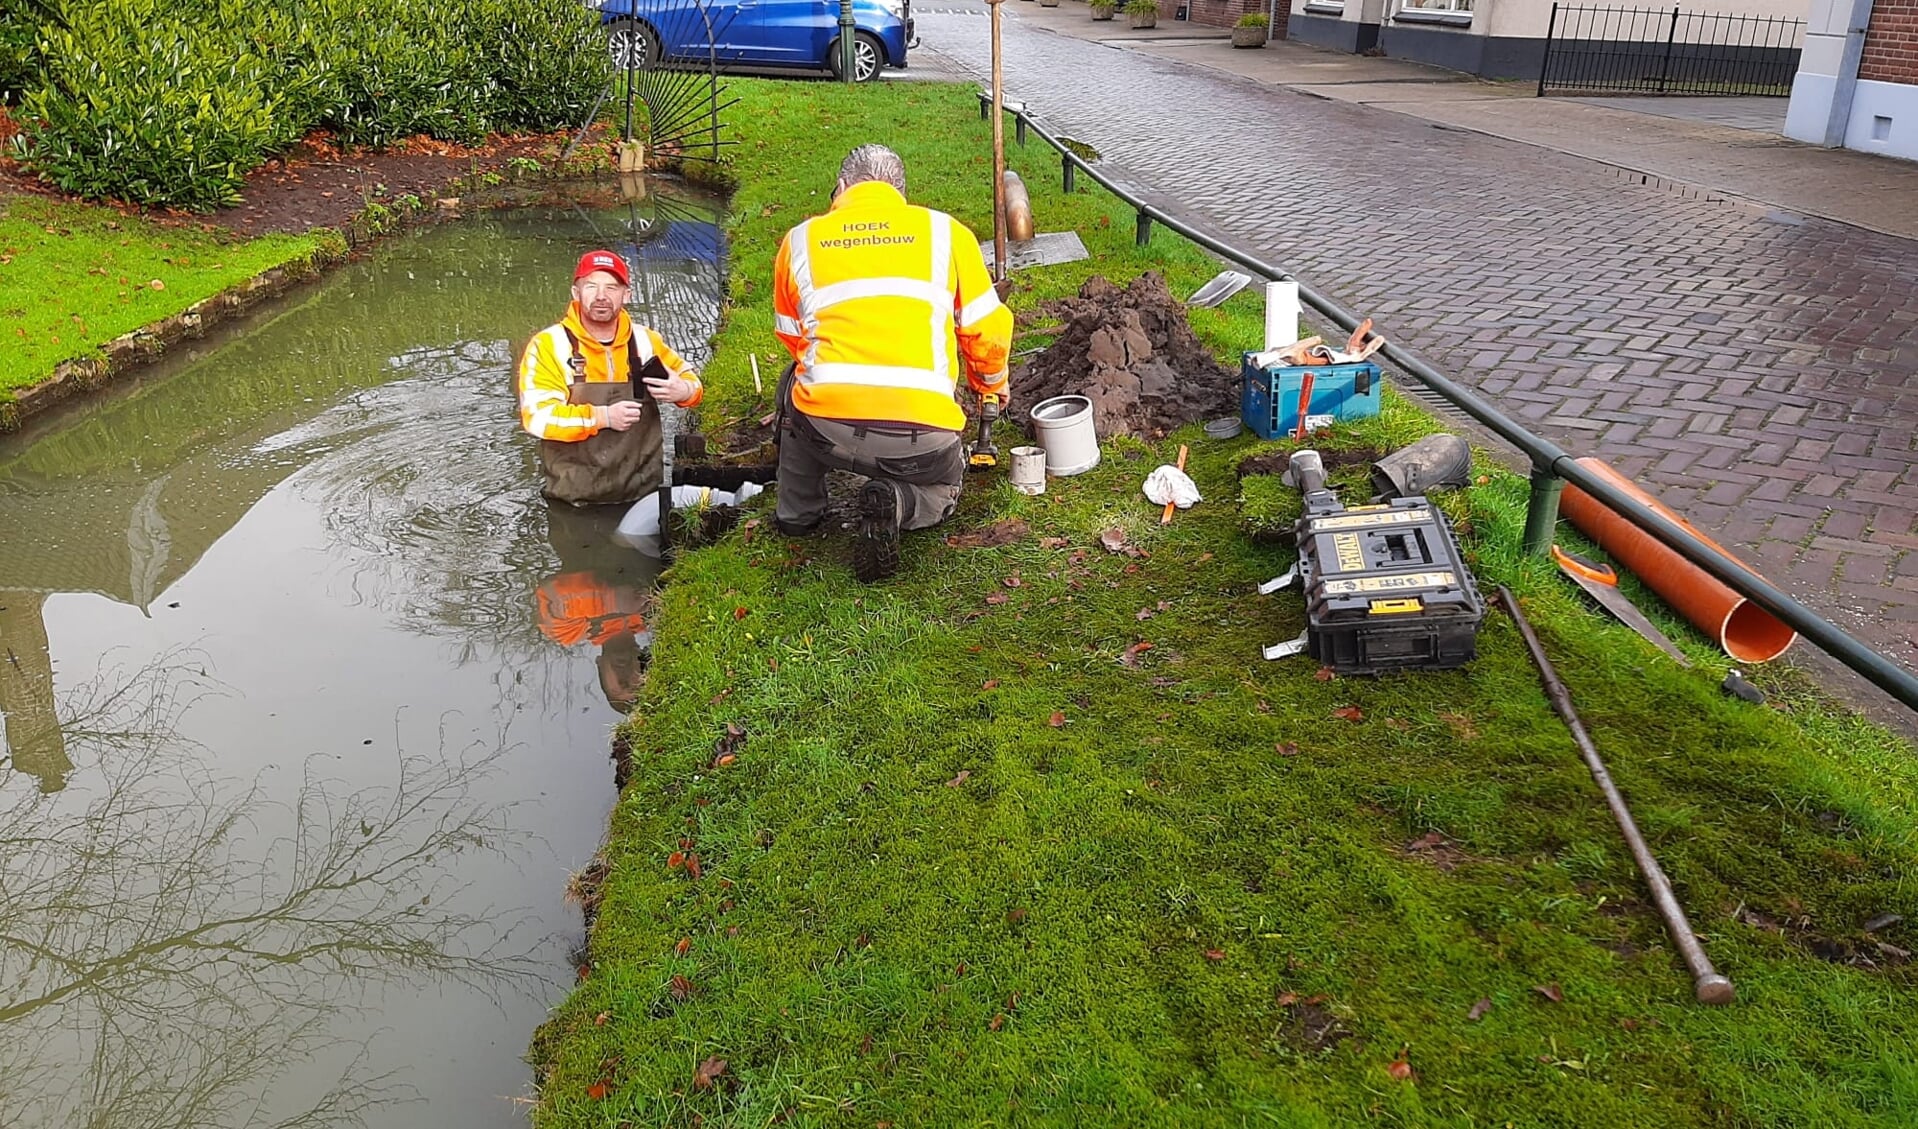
[
  {"xmin": 733, "ymin": 606, "xmax": 749, "ymax": 620},
  {"xmin": 859, "ymin": 1034, "xmax": 875, "ymax": 1056},
  {"xmin": 1534, "ymin": 983, "xmax": 1565, "ymax": 1003},
  {"xmin": 1006, "ymin": 908, "xmax": 1028, "ymax": 925},
  {"xmin": 1040, "ymin": 536, "xmax": 1070, "ymax": 549},
  {"xmin": 1314, "ymin": 667, "xmax": 1336, "ymax": 682},
  {"xmin": 692, "ymin": 1056, "xmax": 728, "ymax": 1091},
  {"xmin": 1468, "ymin": 997, "xmax": 1492, "ymax": 1021},
  {"xmin": 1385, "ymin": 717, "xmax": 1411, "ymax": 731},
  {"xmin": 587, "ymin": 1081, "xmax": 609, "ymax": 1100},
  {"xmin": 946, "ymin": 770, "xmax": 971, "ymax": 788},
  {"xmin": 1001, "ymin": 575, "xmax": 1023, "ymax": 588},
  {"xmin": 1119, "ymin": 641, "xmax": 1154, "ymax": 667},
  {"xmin": 1099, "ymin": 528, "xmax": 1128, "ymax": 553},
  {"xmin": 1276, "ymin": 741, "xmax": 1301, "ymax": 757},
  {"xmin": 674, "ymin": 937, "xmax": 691, "ymax": 956},
  {"xmin": 667, "ymin": 851, "xmax": 685, "ymax": 869},
  {"xmin": 1048, "ymin": 711, "xmax": 1066, "ymax": 728},
  {"xmin": 1387, "ymin": 1054, "xmax": 1415, "ymax": 1082},
  {"xmin": 685, "ymin": 853, "xmax": 703, "ymax": 880},
  {"xmin": 989, "ymin": 1013, "xmax": 1005, "ymax": 1031},
  {"xmin": 1203, "ymin": 949, "xmax": 1226, "ymax": 962},
  {"xmin": 985, "ymin": 592, "xmax": 1010, "ymax": 605},
  {"xmin": 1276, "ymin": 991, "xmax": 1299, "ymax": 1007},
  {"xmin": 595, "ymin": 1011, "xmax": 611, "ymax": 1026},
  {"xmin": 714, "ymin": 753, "xmax": 737, "ymax": 768},
  {"xmin": 669, "ymin": 974, "xmax": 696, "ymax": 1001},
  {"xmin": 982, "ymin": 679, "xmax": 1000, "ymax": 690},
  {"xmin": 1332, "ymin": 705, "xmax": 1364, "ymax": 722}
]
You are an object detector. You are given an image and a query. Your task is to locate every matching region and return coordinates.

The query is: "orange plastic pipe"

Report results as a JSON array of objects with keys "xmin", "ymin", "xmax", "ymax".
[{"xmin": 1558, "ymin": 458, "xmax": 1795, "ymax": 664}]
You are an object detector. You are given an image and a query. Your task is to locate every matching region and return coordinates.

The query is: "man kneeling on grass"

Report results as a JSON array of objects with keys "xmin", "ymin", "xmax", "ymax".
[{"xmin": 771, "ymin": 144, "xmax": 1014, "ymax": 581}]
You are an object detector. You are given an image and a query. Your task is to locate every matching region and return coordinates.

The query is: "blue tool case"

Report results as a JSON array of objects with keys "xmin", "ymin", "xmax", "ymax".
[{"xmin": 1241, "ymin": 358, "xmax": 1384, "ymax": 440}]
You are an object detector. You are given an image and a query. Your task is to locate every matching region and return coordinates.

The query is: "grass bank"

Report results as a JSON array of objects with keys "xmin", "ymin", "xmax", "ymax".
[
  {"xmin": 0, "ymin": 195, "xmax": 325, "ymax": 398},
  {"xmin": 530, "ymin": 76, "xmax": 1918, "ymax": 1126}
]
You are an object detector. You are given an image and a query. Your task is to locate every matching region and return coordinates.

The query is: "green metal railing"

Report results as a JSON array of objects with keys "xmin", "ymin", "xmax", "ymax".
[{"xmin": 978, "ymin": 93, "xmax": 1918, "ymax": 715}]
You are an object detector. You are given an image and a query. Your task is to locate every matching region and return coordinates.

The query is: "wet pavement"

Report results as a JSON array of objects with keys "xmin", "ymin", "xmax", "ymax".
[
  {"xmin": 917, "ymin": 4, "xmax": 1918, "ymax": 685},
  {"xmin": 0, "ymin": 183, "xmax": 724, "ymax": 1128}
]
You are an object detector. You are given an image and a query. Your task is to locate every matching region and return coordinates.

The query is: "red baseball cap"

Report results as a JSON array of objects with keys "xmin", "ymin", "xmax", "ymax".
[{"xmin": 574, "ymin": 249, "xmax": 631, "ymax": 286}]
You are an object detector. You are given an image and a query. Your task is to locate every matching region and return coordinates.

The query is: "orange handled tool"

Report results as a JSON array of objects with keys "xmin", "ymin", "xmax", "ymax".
[{"xmin": 1551, "ymin": 544, "xmax": 1691, "ymax": 667}]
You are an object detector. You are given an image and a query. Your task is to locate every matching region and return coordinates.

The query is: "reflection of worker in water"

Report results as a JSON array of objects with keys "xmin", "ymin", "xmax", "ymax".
[
  {"xmin": 537, "ymin": 506, "xmax": 660, "ymax": 712},
  {"xmin": 516, "ymin": 250, "xmax": 705, "ymax": 507}
]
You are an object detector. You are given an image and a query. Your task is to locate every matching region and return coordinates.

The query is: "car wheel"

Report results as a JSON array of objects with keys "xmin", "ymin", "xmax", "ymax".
[
  {"xmin": 606, "ymin": 19, "xmax": 656, "ymax": 71},
  {"xmin": 827, "ymin": 31, "xmax": 885, "ymax": 83}
]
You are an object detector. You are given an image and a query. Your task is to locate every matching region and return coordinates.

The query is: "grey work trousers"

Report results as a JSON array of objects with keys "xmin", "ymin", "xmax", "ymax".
[{"xmin": 777, "ymin": 413, "xmax": 965, "ymax": 532}]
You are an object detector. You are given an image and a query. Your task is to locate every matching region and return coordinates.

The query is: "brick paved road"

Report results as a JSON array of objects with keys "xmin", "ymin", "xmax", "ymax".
[{"xmin": 915, "ymin": 4, "xmax": 1918, "ymax": 676}]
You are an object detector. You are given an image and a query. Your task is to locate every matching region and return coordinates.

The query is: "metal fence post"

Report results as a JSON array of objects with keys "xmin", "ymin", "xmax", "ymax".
[
  {"xmin": 1063, "ymin": 154, "xmax": 1076, "ymax": 193},
  {"xmin": 1135, "ymin": 211, "xmax": 1153, "ymax": 247},
  {"xmin": 1523, "ymin": 464, "xmax": 1566, "ymax": 556},
  {"xmin": 1658, "ymin": 5, "xmax": 1679, "ymax": 93},
  {"xmin": 1016, "ymin": 116, "xmax": 1027, "ymax": 147},
  {"xmin": 1538, "ymin": 2, "xmax": 1558, "ymax": 96}
]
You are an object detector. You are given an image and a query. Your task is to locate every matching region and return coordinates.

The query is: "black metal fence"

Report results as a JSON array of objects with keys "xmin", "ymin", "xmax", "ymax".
[{"xmin": 1537, "ymin": 4, "xmax": 1804, "ymax": 96}]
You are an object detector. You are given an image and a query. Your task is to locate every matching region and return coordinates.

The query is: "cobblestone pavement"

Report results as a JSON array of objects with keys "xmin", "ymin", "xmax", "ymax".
[{"xmin": 914, "ymin": 4, "xmax": 1918, "ymax": 683}]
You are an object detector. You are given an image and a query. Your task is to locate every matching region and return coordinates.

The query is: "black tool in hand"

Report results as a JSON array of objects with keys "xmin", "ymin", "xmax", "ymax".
[{"xmin": 968, "ymin": 392, "xmax": 1002, "ymax": 472}]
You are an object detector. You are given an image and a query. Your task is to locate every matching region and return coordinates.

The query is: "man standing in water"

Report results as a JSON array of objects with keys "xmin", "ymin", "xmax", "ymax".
[{"xmin": 517, "ymin": 250, "xmax": 705, "ymax": 506}]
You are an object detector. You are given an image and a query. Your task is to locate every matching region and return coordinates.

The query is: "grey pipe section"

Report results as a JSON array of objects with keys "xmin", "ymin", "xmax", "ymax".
[
  {"xmin": 986, "ymin": 95, "xmax": 1918, "ymax": 715},
  {"xmin": 1500, "ymin": 587, "xmax": 1735, "ymax": 1006}
]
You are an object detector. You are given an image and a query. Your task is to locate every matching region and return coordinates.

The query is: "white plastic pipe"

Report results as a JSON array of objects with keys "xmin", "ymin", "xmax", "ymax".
[
  {"xmin": 617, "ymin": 482, "xmax": 763, "ymax": 539},
  {"xmin": 1263, "ymin": 280, "xmax": 1299, "ymax": 350}
]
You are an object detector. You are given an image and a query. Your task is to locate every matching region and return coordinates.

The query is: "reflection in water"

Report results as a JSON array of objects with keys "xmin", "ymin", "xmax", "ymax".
[
  {"xmin": 0, "ymin": 184, "xmax": 727, "ymax": 1127},
  {"xmin": 0, "ymin": 652, "xmax": 530, "ymax": 1129}
]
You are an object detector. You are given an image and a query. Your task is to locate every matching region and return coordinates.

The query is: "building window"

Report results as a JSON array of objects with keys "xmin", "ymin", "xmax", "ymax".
[{"xmin": 1397, "ymin": 0, "xmax": 1472, "ymax": 11}]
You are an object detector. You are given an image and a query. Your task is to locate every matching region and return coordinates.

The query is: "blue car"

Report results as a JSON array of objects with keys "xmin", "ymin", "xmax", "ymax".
[{"xmin": 597, "ymin": 0, "xmax": 911, "ymax": 83}]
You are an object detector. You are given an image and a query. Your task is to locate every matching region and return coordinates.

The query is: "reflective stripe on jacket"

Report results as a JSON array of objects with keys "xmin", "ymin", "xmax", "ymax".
[
  {"xmin": 516, "ymin": 303, "xmax": 702, "ymax": 442},
  {"xmin": 772, "ymin": 182, "xmax": 1013, "ymax": 432}
]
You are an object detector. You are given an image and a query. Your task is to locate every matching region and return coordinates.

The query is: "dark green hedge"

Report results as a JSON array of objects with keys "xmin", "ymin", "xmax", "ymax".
[{"xmin": 10, "ymin": 0, "xmax": 608, "ymax": 209}]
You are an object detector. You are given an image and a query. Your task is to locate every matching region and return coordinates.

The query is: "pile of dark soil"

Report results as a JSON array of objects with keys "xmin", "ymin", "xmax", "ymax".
[{"xmin": 1008, "ymin": 272, "xmax": 1237, "ymax": 441}]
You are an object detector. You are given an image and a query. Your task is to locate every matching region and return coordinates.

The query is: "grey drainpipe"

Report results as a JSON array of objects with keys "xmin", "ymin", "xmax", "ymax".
[{"xmin": 1823, "ymin": 0, "xmax": 1876, "ymax": 147}]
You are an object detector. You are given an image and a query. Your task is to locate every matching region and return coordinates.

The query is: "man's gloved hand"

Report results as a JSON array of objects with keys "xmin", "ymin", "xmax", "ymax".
[
  {"xmin": 597, "ymin": 400, "xmax": 647, "ymax": 432},
  {"xmin": 643, "ymin": 373, "xmax": 699, "ymax": 405}
]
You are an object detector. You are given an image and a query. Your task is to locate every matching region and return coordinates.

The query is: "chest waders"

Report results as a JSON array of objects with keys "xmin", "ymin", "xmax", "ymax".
[{"xmin": 539, "ymin": 327, "xmax": 666, "ymax": 507}]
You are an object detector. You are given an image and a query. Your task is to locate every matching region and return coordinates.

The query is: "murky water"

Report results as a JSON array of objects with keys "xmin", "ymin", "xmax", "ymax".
[{"xmin": 0, "ymin": 184, "xmax": 725, "ymax": 1128}]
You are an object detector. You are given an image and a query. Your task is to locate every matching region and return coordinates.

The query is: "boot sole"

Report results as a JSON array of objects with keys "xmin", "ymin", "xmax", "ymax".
[{"xmin": 853, "ymin": 480, "xmax": 900, "ymax": 583}]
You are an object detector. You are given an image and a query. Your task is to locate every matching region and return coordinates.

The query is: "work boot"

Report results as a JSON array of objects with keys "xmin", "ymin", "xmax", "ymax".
[
  {"xmin": 774, "ymin": 516, "xmax": 821, "ymax": 538},
  {"xmin": 852, "ymin": 478, "xmax": 902, "ymax": 583}
]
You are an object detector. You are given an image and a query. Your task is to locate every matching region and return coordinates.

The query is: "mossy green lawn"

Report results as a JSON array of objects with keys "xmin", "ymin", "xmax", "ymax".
[
  {"xmin": 0, "ymin": 195, "xmax": 325, "ymax": 395},
  {"xmin": 531, "ymin": 77, "xmax": 1918, "ymax": 1126}
]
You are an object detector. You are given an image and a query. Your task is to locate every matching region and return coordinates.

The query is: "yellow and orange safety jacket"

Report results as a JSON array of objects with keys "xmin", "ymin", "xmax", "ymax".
[
  {"xmin": 536, "ymin": 572, "xmax": 651, "ymax": 648},
  {"xmin": 772, "ymin": 181, "xmax": 1013, "ymax": 433},
  {"xmin": 517, "ymin": 303, "xmax": 703, "ymax": 442}
]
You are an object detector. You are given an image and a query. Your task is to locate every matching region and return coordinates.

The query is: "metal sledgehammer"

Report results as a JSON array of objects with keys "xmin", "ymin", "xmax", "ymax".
[{"xmin": 1497, "ymin": 586, "xmax": 1736, "ymax": 1006}]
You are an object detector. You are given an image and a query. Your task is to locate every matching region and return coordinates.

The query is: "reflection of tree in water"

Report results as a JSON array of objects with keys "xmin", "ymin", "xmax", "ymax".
[{"xmin": 0, "ymin": 651, "xmax": 535, "ymax": 1129}]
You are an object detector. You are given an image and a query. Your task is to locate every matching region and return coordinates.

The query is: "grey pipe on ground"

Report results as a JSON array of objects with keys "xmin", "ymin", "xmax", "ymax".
[{"xmin": 1496, "ymin": 586, "xmax": 1736, "ymax": 1006}]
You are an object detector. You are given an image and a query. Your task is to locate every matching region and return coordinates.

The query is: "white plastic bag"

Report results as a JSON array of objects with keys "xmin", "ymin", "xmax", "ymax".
[{"xmin": 1142, "ymin": 466, "xmax": 1201, "ymax": 509}]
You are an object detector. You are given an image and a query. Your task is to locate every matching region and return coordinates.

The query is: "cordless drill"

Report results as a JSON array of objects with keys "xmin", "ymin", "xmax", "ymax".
[{"xmin": 967, "ymin": 392, "xmax": 1002, "ymax": 472}]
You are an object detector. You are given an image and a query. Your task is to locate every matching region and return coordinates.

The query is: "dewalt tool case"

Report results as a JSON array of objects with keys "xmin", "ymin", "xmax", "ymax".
[{"xmin": 1262, "ymin": 450, "xmax": 1483, "ymax": 673}]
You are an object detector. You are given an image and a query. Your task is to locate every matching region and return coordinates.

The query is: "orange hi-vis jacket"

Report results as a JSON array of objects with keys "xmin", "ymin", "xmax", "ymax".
[
  {"xmin": 772, "ymin": 182, "xmax": 1014, "ymax": 433},
  {"xmin": 517, "ymin": 303, "xmax": 703, "ymax": 442},
  {"xmin": 536, "ymin": 572, "xmax": 650, "ymax": 648}
]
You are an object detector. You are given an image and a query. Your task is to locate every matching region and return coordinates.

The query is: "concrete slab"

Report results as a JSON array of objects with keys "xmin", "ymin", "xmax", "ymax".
[{"xmin": 1569, "ymin": 95, "xmax": 1790, "ymax": 133}]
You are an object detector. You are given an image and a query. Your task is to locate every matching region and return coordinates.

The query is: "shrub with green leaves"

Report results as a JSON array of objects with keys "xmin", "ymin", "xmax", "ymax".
[{"xmin": 10, "ymin": 0, "xmax": 606, "ymax": 209}]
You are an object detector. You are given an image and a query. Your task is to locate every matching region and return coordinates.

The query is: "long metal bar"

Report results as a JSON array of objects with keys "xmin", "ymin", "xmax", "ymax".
[
  {"xmin": 991, "ymin": 97, "xmax": 1918, "ymax": 714},
  {"xmin": 988, "ymin": 0, "xmax": 1008, "ymax": 282},
  {"xmin": 1499, "ymin": 587, "xmax": 1735, "ymax": 1006}
]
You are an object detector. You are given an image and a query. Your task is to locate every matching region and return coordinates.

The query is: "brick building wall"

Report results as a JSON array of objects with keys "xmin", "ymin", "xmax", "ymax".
[
  {"xmin": 1186, "ymin": 0, "xmax": 1281, "ymax": 32},
  {"xmin": 1861, "ymin": 0, "xmax": 1918, "ymax": 83}
]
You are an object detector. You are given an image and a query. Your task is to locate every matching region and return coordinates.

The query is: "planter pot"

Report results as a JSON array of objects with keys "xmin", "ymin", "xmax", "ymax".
[
  {"xmin": 1091, "ymin": 4, "xmax": 1114, "ymax": 15},
  {"xmin": 1128, "ymin": 10, "xmax": 1157, "ymax": 26},
  {"xmin": 1231, "ymin": 25, "xmax": 1267, "ymax": 46}
]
